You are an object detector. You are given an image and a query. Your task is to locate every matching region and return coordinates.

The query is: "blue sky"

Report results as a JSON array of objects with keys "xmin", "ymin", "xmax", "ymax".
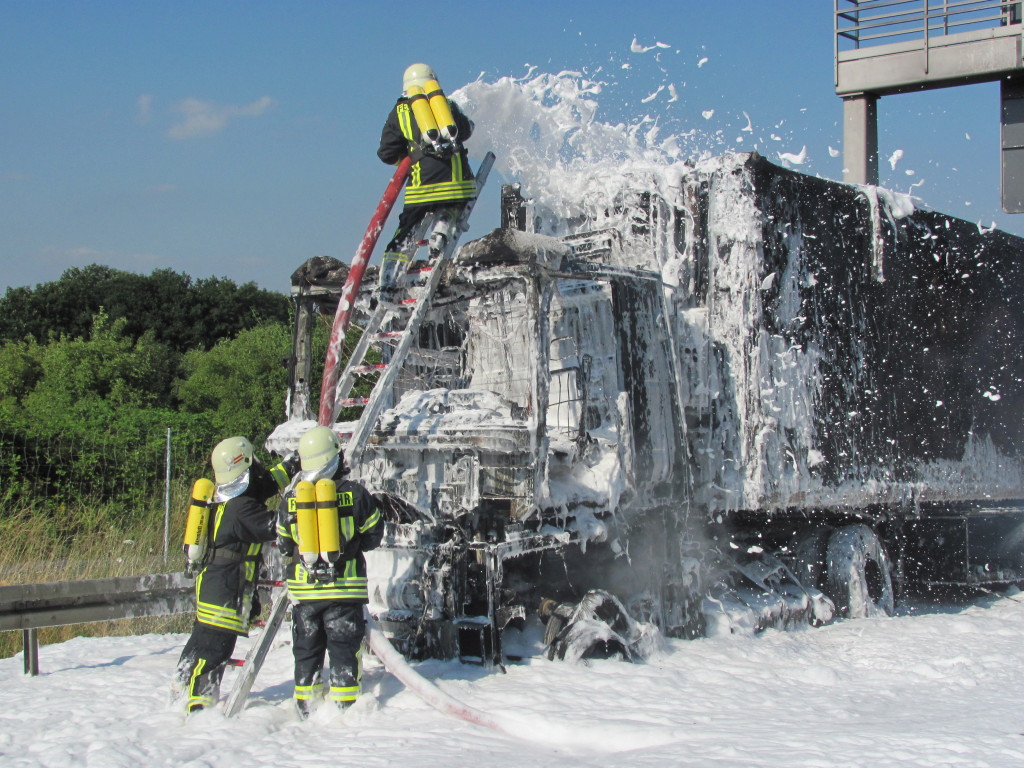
[{"xmin": 0, "ymin": 1, "xmax": 1013, "ymax": 294}]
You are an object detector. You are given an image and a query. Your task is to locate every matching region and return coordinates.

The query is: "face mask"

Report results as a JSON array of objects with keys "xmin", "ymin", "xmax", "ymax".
[
  {"xmin": 301, "ymin": 454, "xmax": 340, "ymax": 484},
  {"xmin": 215, "ymin": 470, "xmax": 250, "ymax": 502}
]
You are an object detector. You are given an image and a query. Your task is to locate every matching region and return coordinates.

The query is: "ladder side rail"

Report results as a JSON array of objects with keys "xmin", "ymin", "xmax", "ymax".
[
  {"xmin": 330, "ymin": 212, "xmax": 436, "ymax": 416},
  {"xmin": 344, "ymin": 244, "xmax": 457, "ymax": 464},
  {"xmin": 223, "ymin": 585, "xmax": 291, "ymax": 717},
  {"xmin": 332, "ymin": 303, "xmax": 392, "ymax": 411}
]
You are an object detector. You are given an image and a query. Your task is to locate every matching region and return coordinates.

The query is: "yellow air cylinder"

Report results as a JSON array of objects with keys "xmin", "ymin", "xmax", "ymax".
[
  {"xmin": 295, "ymin": 480, "xmax": 320, "ymax": 571},
  {"xmin": 183, "ymin": 477, "xmax": 216, "ymax": 566},
  {"xmin": 424, "ymin": 79, "xmax": 458, "ymax": 144},
  {"xmin": 315, "ymin": 478, "xmax": 341, "ymax": 566},
  {"xmin": 406, "ymin": 84, "xmax": 440, "ymax": 146}
]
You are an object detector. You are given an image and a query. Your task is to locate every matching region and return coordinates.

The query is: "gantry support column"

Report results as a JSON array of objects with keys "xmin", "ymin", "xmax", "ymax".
[{"xmin": 842, "ymin": 94, "xmax": 879, "ymax": 186}]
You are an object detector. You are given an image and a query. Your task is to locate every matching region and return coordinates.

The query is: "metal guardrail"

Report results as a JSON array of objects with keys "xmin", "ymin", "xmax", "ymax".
[
  {"xmin": 0, "ymin": 572, "xmax": 194, "ymax": 675},
  {"xmin": 836, "ymin": 0, "xmax": 1021, "ymax": 51}
]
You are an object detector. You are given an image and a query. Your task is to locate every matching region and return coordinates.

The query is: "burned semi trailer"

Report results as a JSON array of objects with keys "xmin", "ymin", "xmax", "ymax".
[{"xmin": 271, "ymin": 152, "xmax": 1024, "ymax": 664}]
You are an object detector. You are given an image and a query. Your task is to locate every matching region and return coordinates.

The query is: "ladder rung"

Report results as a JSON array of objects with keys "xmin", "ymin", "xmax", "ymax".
[
  {"xmin": 351, "ymin": 364, "xmax": 388, "ymax": 374},
  {"xmin": 374, "ymin": 330, "xmax": 405, "ymax": 339},
  {"xmin": 337, "ymin": 397, "xmax": 369, "ymax": 407}
]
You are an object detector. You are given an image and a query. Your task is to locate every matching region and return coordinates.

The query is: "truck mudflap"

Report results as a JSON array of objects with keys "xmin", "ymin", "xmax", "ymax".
[{"xmin": 903, "ymin": 504, "xmax": 1024, "ymax": 587}]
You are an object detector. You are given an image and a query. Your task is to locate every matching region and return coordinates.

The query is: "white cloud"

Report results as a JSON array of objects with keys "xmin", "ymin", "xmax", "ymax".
[
  {"xmin": 167, "ymin": 96, "xmax": 274, "ymax": 139},
  {"xmin": 137, "ymin": 94, "xmax": 153, "ymax": 125}
]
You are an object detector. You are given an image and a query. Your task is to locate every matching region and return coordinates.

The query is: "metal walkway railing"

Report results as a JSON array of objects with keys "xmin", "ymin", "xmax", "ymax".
[{"xmin": 836, "ymin": 0, "xmax": 1022, "ymax": 51}]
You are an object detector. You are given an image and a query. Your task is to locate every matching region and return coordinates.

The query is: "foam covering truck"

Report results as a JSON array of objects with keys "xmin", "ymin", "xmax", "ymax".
[{"xmin": 269, "ymin": 152, "xmax": 1024, "ymax": 664}]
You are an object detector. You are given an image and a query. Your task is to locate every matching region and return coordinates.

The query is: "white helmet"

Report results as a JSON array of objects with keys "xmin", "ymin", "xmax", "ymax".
[
  {"xmin": 211, "ymin": 436, "xmax": 254, "ymax": 486},
  {"xmin": 403, "ymin": 62, "xmax": 436, "ymax": 93},
  {"xmin": 298, "ymin": 426, "xmax": 343, "ymax": 477}
]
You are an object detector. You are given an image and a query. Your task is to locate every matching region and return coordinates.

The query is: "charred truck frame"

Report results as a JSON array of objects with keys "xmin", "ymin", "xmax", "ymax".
[{"xmin": 272, "ymin": 152, "xmax": 1024, "ymax": 664}]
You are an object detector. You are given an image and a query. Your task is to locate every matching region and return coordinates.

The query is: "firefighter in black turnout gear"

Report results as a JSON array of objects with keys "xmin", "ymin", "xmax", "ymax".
[
  {"xmin": 377, "ymin": 62, "xmax": 476, "ymax": 285},
  {"xmin": 172, "ymin": 436, "xmax": 294, "ymax": 713},
  {"xmin": 277, "ymin": 426, "xmax": 383, "ymax": 718}
]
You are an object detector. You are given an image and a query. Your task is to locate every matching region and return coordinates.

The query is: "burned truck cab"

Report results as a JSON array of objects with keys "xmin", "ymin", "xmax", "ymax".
[{"xmin": 352, "ymin": 227, "xmax": 690, "ymax": 663}]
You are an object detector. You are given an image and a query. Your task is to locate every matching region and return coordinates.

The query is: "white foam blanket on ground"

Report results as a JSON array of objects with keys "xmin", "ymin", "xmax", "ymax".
[{"xmin": 3, "ymin": 593, "xmax": 1024, "ymax": 767}]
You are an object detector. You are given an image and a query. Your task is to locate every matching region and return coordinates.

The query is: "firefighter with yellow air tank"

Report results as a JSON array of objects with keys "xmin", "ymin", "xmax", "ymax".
[
  {"xmin": 377, "ymin": 62, "xmax": 477, "ymax": 285},
  {"xmin": 277, "ymin": 425, "xmax": 383, "ymax": 718},
  {"xmin": 172, "ymin": 436, "xmax": 297, "ymax": 713}
]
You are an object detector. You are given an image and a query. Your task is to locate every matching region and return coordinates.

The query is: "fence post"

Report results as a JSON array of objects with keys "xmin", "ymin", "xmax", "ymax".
[
  {"xmin": 164, "ymin": 427, "xmax": 171, "ymax": 563},
  {"xmin": 23, "ymin": 629, "xmax": 39, "ymax": 676}
]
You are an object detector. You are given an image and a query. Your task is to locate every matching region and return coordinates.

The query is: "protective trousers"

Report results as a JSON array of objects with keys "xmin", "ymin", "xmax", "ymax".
[
  {"xmin": 173, "ymin": 622, "xmax": 237, "ymax": 712},
  {"xmin": 379, "ymin": 203, "xmax": 463, "ymax": 287},
  {"xmin": 291, "ymin": 601, "xmax": 364, "ymax": 715}
]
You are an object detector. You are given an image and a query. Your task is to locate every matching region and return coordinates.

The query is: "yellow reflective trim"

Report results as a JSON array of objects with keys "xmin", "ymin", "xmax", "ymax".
[
  {"xmin": 212, "ymin": 502, "xmax": 227, "ymax": 539},
  {"xmin": 188, "ymin": 659, "xmax": 216, "ymax": 712},
  {"xmin": 382, "ymin": 251, "xmax": 411, "ymax": 266},
  {"xmin": 196, "ymin": 611, "xmax": 245, "ymax": 633},
  {"xmin": 404, "ymin": 181, "xmax": 477, "ymax": 205},
  {"xmin": 397, "ymin": 103, "xmax": 414, "ymax": 142},
  {"xmin": 359, "ymin": 508, "xmax": 380, "ymax": 534},
  {"xmin": 285, "ymin": 581, "xmax": 369, "ymax": 601},
  {"xmin": 269, "ymin": 463, "xmax": 288, "ymax": 489},
  {"xmin": 295, "ymin": 682, "xmax": 324, "ymax": 700},
  {"xmin": 341, "ymin": 516, "xmax": 354, "ymax": 541},
  {"xmin": 329, "ymin": 685, "xmax": 359, "ymax": 702}
]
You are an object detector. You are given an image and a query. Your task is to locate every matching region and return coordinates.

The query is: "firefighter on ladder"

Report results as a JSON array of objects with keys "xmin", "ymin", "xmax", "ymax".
[
  {"xmin": 277, "ymin": 425, "xmax": 383, "ymax": 718},
  {"xmin": 377, "ymin": 62, "xmax": 477, "ymax": 286},
  {"xmin": 172, "ymin": 436, "xmax": 295, "ymax": 713}
]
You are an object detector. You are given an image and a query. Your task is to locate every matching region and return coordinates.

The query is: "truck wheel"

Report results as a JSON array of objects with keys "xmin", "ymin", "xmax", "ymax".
[
  {"xmin": 792, "ymin": 526, "xmax": 832, "ymax": 591},
  {"xmin": 825, "ymin": 524, "xmax": 895, "ymax": 618}
]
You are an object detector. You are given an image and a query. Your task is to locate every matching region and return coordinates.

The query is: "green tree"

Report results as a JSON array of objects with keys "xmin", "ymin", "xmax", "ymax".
[
  {"xmin": 0, "ymin": 265, "xmax": 290, "ymax": 352},
  {"xmin": 175, "ymin": 321, "xmax": 292, "ymax": 445},
  {"xmin": 0, "ymin": 311, "xmax": 193, "ymax": 515}
]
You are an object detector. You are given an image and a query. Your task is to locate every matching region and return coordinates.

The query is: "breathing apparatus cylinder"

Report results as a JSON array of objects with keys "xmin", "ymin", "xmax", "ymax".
[
  {"xmin": 294, "ymin": 481, "xmax": 320, "ymax": 573},
  {"xmin": 424, "ymin": 79, "xmax": 458, "ymax": 144},
  {"xmin": 315, "ymin": 478, "xmax": 342, "ymax": 569},
  {"xmin": 406, "ymin": 84, "xmax": 440, "ymax": 148},
  {"xmin": 183, "ymin": 478, "xmax": 216, "ymax": 573}
]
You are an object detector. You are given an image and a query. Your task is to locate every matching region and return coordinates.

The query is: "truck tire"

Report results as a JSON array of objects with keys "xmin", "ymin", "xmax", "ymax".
[
  {"xmin": 825, "ymin": 524, "xmax": 895, "ymax": 618},
  {"xmin": 792, "ymin": 526, "xmax": 832, "ymax": 591}
]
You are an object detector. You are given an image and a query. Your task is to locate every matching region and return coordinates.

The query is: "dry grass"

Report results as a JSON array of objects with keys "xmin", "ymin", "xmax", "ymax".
[{"xmin": 0, "ymin": 493, "xmax": 195, "ymax": 660}]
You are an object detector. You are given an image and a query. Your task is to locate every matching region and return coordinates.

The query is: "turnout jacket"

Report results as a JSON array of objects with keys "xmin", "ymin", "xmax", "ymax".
[
  {"xmin": 194, "ymin": 481, "xmax": 279, "ymax": 636},
  {"xmin": 277, "ymin": 472, "xmax": 383, "ymax": 602},
  {"xmin": 377, "ymin": 97, "xmax": 476, "ymax": 208}
]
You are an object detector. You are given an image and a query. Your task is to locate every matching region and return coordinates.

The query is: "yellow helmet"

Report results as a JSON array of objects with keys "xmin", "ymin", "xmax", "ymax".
[
  {"xmin": 211, "ymin": 436, "xmax": 254, "ymax": 486},
  {"xmin": 403, "ymin": 62, "xmax": 436, "ymax": 93},
  {"xmin": 298, "ymin": 426, "xmax": 343, "ymax": 475}
]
